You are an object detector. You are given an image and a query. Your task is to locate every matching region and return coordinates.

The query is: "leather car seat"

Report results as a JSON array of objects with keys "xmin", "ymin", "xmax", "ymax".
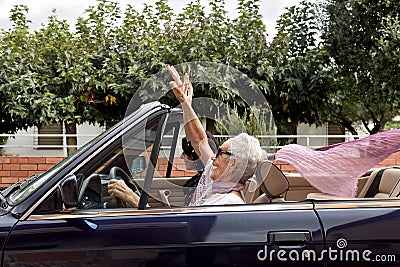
[
  {"xmin": 246, "ymin": 160, "xmax": 290, "ymax": 203},
  {"xmin": 357, "ymin": 167, "xmax": 400, "ymax": 198}
]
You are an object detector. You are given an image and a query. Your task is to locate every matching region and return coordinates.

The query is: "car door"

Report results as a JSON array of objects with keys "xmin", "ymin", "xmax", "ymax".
[
  {"xmin": 315, "ymin": 199, "xmax": 400, "ymax": 267},
  {"xmin": 174, "ymin": 202, "xmax": 326, "ymax": 267},
  {"xmin": 3, "ymin": 201, "xmax": 324, "ymax": 267},
  {"xmin": 2, "ymin": 208, "xmax": 203, "ymax": 266}
]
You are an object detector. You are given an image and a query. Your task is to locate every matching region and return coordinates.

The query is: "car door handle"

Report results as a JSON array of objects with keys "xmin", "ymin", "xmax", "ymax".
[{"xmin": 268, "ymin": 231, "xmax": 311, "ymax": 246}]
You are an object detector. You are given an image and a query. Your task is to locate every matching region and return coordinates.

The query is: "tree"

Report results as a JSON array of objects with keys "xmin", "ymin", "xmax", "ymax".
[
  {"xmin": 266, "ymin": 1, "xmax": 334, "ymax": 135},
  {"xmin": 127, "ymin": 0, "xmax": 272, "ymax": 130},
  {"xmin": 32, "ymin": 11, "xmax": 81, "ymax": 154},
  {"xmin": 0, "ymin": 6, "xmax": 74, "ymax": 133},
  {"xmin": 0, "ymin": 2, "xmax": 129, "ymax": 154},
  {"xmin": 323, "ymin": 0, "xmax": 400, "ymax": 134}
]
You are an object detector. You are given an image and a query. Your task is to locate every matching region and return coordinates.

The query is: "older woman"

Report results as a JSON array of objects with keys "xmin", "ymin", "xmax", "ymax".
[
  {"xmin": 191, "ymin": 132, "xmax": 264, "ymax": 206},
  {"xmin": 108, "ymin": 66, "xmax": 264, "ymax": 207},
  {"xmin": 167, "ymin": 65, "xmax": 264, "ymax": 206}
]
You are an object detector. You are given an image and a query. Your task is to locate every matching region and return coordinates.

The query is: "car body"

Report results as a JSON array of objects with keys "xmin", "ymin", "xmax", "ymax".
[{"xmin": 0, "ymin": 101, "xmax": 399, "ymax": 266}]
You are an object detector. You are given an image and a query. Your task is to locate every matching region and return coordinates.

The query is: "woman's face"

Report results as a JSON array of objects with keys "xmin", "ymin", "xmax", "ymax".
[{"xmin": 210, "ymin": 140, "xmax": 233, "ymax": 181}]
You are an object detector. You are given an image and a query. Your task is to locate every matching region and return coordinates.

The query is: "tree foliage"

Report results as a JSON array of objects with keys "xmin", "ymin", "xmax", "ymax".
[
  {"xmin": 0, "ymin": 0, "xmax": 270, "ymax": 137},
  {"xmin": 323, "ymin": 0, "xmax": 400, "ymax": 134},
  {"xmin": 0, "ymin": 5, "xmax": 62, "ymax": 133},
  {"xmin": 266, "ymin": 1, "xmax": 334, "ymax": 135}
]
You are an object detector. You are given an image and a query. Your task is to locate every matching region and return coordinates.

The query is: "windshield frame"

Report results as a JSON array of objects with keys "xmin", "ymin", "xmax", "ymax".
[{"xmin": 7, "ymin": 102, "xmax": 168, "ymax": 207}]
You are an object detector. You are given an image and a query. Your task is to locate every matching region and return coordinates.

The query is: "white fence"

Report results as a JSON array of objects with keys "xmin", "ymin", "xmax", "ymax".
[
  {"xmin": 0, "ymin": 133, "xmax": 99, "ymax": 157},
  {"xmin": 0, "ymin": 133, "xmax": 366, "ymax": 157}
]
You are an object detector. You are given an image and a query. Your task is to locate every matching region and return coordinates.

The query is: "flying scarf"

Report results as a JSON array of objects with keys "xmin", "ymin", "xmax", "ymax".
[{"xmin": 274, "ymin": 129, "xmax": 400, "ymax": 197}]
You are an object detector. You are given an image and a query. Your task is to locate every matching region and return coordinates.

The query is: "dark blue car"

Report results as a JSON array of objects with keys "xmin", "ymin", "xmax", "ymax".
[{"xmin": 1, "ymin": 101, "xmax": 399, "ymax": 266}]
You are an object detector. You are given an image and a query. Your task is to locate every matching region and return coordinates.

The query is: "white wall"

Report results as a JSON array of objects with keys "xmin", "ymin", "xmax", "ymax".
[
  {"xmin": 3, "ymin": 123, "xmax": 104, "ymax": 157},
  {"xmin": 296, "ymin": 123, "xmax": 328, "ymax": 147}
]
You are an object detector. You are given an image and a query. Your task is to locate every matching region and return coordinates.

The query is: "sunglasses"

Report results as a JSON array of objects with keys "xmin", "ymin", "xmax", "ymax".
[{"xmin": 215, "ymin": 147, "xmax": 233, "ymax": 158}]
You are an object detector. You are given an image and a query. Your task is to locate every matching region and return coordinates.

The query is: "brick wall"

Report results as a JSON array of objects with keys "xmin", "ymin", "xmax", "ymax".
[
  {"xmin": 1, "ymin": 151, "xmax": 400, "ymax": 187},
  {"xmin": 0, "ymin": 157, "xmax": 64, "ymax": 187},
  {"xmin": 155, "ymin": 158, "xmax": 197, "ymax": 177}
]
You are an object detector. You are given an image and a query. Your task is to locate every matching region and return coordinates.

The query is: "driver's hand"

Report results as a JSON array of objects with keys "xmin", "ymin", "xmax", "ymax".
[{"xmin": 108, "ymin": 179, "xmax": 140, "ymax": 207}]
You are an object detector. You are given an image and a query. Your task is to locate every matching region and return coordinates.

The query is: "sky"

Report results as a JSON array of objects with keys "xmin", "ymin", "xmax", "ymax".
[{"xmin": 0, "ymin": 0, "xmax": 307, "ymax": 42}]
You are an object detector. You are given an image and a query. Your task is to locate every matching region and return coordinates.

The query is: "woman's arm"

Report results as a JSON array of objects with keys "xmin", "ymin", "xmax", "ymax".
[{"xmin": 167, "ymin": 66, "xmax": 214, "ymax": 164}]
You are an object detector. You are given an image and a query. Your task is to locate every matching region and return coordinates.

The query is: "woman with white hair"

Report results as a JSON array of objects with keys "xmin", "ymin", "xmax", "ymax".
[
  {"xmin": 191, "ymin": 132, "xmax": 264, "ymax": 206},
  {"xmin": 167, "ymin": 66, "xmax": 264, "ymax": 206}
]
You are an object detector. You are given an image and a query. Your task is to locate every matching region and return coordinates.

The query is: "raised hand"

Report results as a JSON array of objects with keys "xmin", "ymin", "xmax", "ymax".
[{"xmin": 167, "ymin": 65, "xmax": 193, "ymax": 105}]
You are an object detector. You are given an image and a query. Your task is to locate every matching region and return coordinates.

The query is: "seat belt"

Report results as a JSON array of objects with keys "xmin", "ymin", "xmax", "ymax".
[
  {"xmin": 364, "ymin": 167, "xmax": 400, "ymax": 197},
  {"xmin": 364, "ymin": 168, "xmax": 387, "ymax": 198}
]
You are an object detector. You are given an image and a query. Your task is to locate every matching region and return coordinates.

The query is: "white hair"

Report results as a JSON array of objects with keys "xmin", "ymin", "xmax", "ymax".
[{"xmin": 229, "ymin": 133, "xmax": 264, "ymax": 184}]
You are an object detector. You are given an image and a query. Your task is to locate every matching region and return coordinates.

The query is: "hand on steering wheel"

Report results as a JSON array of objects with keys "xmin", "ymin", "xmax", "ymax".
[{"xmin": 108, "ymin": 166, "xmax": 141, "ymax": 207}]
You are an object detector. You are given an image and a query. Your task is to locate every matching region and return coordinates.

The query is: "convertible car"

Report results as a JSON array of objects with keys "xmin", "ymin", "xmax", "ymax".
[{"xmin": 0, "ymin": 101, "xmax": 399, "ymax": 266}]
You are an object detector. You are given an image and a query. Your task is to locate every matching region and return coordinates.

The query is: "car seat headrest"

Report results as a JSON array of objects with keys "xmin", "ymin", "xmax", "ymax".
[{"xmin": 253, "ymin": 160, "xmax": 290, "ymax": 199}]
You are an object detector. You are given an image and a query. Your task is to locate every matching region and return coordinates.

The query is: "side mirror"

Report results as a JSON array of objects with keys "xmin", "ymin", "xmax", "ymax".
[
  {"xmin": 60, "ymin": 174, "xmax": 79, "ymax": 208},
  {"xmin": 131, "ymin": 155, "xmax": 146, "ymax": 175}
]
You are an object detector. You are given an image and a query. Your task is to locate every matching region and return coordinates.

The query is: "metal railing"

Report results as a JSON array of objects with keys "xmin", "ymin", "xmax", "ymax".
[
  {"xmin": 0, "ymin": 133, "xmax": 367, "ymax": 156},
  {"xmin": 0, "ymin": 133, "xmax": 99, "ymax": 157},
  {"xmin": 212, "ymin": 134, "xmax": 365, "ymax": 149}
]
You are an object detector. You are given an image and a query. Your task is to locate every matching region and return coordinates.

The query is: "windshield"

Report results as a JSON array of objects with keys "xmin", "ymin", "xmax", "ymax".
[
  {"xmin": 7, "ymin": 102, "xmax": 164, "ymax": 205},
  {"xmin": 8, "ymin": 144, "xmax": 87, "ymax": 205}
]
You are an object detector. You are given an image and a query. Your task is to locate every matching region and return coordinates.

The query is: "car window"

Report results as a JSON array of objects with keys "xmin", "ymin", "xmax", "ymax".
[
  {"xmin": 31, "ymin": 113, "xmax": 165, "ymax": 214},
  {"xmin": 72, "ymin": 115, "xmax": 163, "ymax": 210},
  {"xmin": 133, "ymin": 112, "xmax": 187, "ymax": 208},
  {"xmin": 9, "ymin": 102, "xmax": 162, "ymax": 207}
]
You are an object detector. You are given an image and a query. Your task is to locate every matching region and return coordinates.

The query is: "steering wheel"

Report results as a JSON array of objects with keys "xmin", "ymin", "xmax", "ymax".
[{"xmin": 109, "ymin": 166, "xmax": 141, "ymax": 207}]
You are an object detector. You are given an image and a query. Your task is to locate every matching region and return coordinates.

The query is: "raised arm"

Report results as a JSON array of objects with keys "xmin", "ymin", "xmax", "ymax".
[{"xmin": 167, "ymin": 65, "xmax": 214, "ymax": 164}]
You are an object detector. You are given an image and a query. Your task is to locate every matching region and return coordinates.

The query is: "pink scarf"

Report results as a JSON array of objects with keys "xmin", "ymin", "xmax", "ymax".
[
  {"xmin": 212, "ymin": 181, "xmax": 245, "ymax": 194},
  {"xmin": 275, "ymin": 129, "xmax": 400, "ymax": 197},
  {"xmin": 188, "ymin": 159, "xmax": 245, "ymax": 206}
]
